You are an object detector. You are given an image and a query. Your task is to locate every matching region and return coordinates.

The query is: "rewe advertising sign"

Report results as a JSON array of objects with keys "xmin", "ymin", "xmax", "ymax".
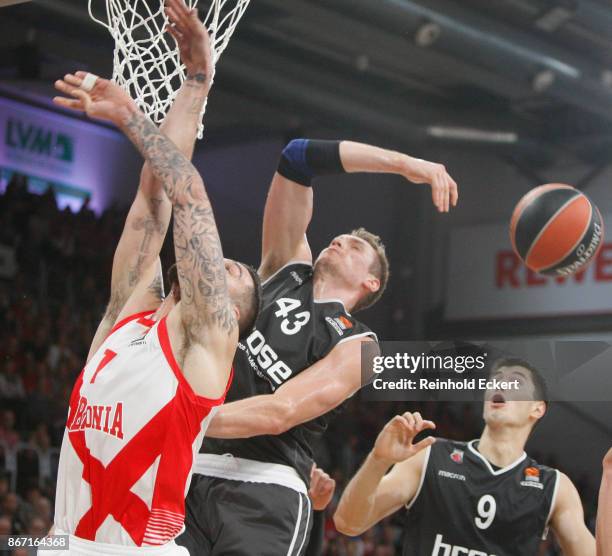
[{"xmin": 445, "ymin": 217, "xmax": 612, "ymax": 320}]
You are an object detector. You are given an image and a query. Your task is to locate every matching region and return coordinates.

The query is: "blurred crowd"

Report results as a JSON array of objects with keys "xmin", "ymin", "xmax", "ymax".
[{"xmin": 0, "ymin": 174, "xmax": 599, "ymax": 555}]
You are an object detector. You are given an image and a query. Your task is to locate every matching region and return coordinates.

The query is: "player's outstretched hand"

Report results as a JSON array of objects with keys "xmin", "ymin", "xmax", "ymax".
[
  {"xmin": 373, "ymin": 411, "xmax": 436, "ymax": 465},
  {"xmin": 165, "ymin": 0, "xmax": 214, "ymax": 84},
  {"xmin": 400, "ymin": 157, "xmax": 458, "ymax": 213},
  {"xmin": 53, "ymin": 72, "xmax": 137, "ymax": 126},
  {"xmin": 308, "ymin": 464, "xmax": 336, "ymax": 511}
]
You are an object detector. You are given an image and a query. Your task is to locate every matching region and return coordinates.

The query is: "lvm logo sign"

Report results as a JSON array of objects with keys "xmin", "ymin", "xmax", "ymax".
[{"xmin": 5, "ymin": 117, "xmax": 74, "ymax": 163}]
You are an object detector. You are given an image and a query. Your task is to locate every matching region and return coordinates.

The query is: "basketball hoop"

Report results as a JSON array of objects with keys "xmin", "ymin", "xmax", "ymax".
[{"xmin": 88, "ymin": 0, "xmax": 250, "ymax": 138}]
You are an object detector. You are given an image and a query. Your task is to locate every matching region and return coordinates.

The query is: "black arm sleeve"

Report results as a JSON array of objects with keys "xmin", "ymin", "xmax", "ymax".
[{"xmin": 277, "ymin": 139, "xmax": 345, "ymax": 187}]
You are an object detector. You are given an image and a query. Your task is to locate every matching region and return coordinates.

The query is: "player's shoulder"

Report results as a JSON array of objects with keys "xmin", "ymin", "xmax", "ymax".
[
  {"xmin": 316, "ymin": 300, "xmax": 378, "ymax": 345},
  {"xmin": 432, "ymin": 437, "xmax": 468, "ymax": 452},
  {"xmin": 429, "ymin": 437, "xmax": 469, "ymax": 460},
  {"xmin": 522, "ymin": 453, "xmax": 559, "ymax": 480},
  {"xmin": 261, "ymin": 259, "xmax": 313, "ymax": 289}
]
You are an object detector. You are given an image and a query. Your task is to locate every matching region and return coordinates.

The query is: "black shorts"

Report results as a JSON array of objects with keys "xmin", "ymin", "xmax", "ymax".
[{"xmin": 176, "ymin": 474, "xmax": 313, "ymax": 556}]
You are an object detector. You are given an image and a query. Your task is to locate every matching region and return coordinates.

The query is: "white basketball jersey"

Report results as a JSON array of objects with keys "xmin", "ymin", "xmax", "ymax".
[{"xmin": 54, "ymin": 311, "xmax": 231, "ymax": 546}]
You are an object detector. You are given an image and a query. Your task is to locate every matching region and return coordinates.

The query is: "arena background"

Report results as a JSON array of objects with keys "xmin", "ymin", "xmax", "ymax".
[{"xmin": 0, "ymin": 0, "xmax": 610, "ymax": 554}]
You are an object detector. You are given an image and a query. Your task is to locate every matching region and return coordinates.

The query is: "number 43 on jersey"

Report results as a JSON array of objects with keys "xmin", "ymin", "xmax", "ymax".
[{"xmin": 274, "ymin": 298, "xmax": 310, "ymax": 336}]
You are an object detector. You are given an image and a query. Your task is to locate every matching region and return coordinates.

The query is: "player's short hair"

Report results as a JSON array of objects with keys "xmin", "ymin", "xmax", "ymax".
[
  {"xmin": 489, "ymin": 357, "xmax": 549, "ymax": 405},
  {"xmin": 167, "ymin": 262, "xmax": 262, "ymax": 340},
  {"xmin": 238, "ymin": 264, "xmax": 263, "ymax": 340},
  {"xmin": 350, "ymin": 227, "xmax": 389, "ymax": 312}
]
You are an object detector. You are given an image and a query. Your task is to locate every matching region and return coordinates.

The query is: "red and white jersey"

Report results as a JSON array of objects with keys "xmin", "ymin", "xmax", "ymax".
[{"xmin": 54, "ymin": 311, "xmax": 232, "ymax": 547}]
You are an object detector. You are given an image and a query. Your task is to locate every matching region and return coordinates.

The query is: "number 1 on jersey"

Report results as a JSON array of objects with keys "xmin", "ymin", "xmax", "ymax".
[{"xmin": 91, "ymin": 349, "xmax": 117, "ymax": 384}]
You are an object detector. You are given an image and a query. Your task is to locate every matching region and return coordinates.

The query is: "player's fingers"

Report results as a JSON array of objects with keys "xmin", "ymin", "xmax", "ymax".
[
  {"xmin": 64, "ymin": 73, "xmax": 82, "ymax": 87},
  {"xmin": 52, "ymin": 97, "xmax": 84, "ymax": 111},
  {"xmin": 450, "ymin": 177, "xmax": 459, "ymax": 207},
  {"xmin": 165, "ymin": 5, "xmax": 190, "ymax": 32},
  {"xmin": 165, "ymin": 5, "xmax": 183, "ymax": 27},
  {"xmin": 310, "ymin": 471, "xmax": 321, "ymax": 492},
  {"xmin": 413, "ymin": 412, "xmax": 423, "ymax": 430},
  {"xmin": 389, "ymin": 415, "xmax": 410, "ymax": 441},
  {"xmin": 441, "ymin": 175, "xmax": 449, "ymax": 212},
  {"xmin": 322, "ymin": 478, "xmax": 335, "ymax": 494},
  {"xmin": 169, "ymin": 0, "xmax": 194, "ymax": 29},
  {"xmin": 166, "ymin": 24, "xmax": 185, "ymax": 44},
  {"xmin": 433, "ymin": 175, "xmax": 443, "ymax": 212},
  {"xmin": 188, "ymin": 7, "xmax": 201, "ymax": 24},
  {"xmin": 168, "ymin": 0, "xmax": 192, "ymax": 17},
  {"xmin": 71, "ymin": 89, "xmax": 92, "ymax": 111},
  {"xmin": 412, "ymin": 436, "xmax": 436, "ymax": 453},
  {"xmin": 401, "ymin": 412, "xmax": 416, "ymax": 430},
  {"xmin": 421, "ymin": 419, "xmax": 436, "ymax": 431},
  {"xmin": 430, "ymin": 183, "xmax": 438, "ymax": 211},
  {"xmin": 54, "ymin": 79, "xmax": 76, "ymax": 95},
  {"xmin": 444, "ymin": 177, "xmax": 450, "ymax": 213}
]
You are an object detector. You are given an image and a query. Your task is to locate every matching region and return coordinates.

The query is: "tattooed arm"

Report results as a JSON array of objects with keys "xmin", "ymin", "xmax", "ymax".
[
  {"xmin": 53, "ymin": 70, "xmax": 236, "ymax": 394},
  {"xmin": 86, "ymin": 3, "xmax": 214, "ymax": 361},
  {"xmin": 85, "ymin": 180, "xmax": 170, "ymax": 363},
  {"xmin": 120, "ymin": 105, "xmax": 237, "ymax": 396},
  {"xmin": 85, "ymin": 76, "xmax": 211, "ymax": 362}
]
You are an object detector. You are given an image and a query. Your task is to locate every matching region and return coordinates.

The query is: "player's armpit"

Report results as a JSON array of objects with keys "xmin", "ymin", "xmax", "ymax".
[
  {"xmin": 334, "ymin": 448, "xmax": 427, "ymax": 536},
  {"xmin": 164, "ymin": 302, "xmax": 234, "ymax": 399},
  {"xmin": 259, "ymin": 173, "xmax": 313, "ymax": 281},
  {"xmin": 86, "ymin": 260, "xmax": 163, "ymax": 363},
  {"xmin": 109, "ymin": 186, "xmax": 171, "ymax": 310},
  {"xmin": 550, "ymin": 472, "xmax": 596, "ymax": 556}
]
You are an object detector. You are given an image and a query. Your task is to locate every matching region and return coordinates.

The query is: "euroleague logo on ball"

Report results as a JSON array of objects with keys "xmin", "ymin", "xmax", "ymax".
[{"xmin": 510, "ymin": 184, "xmax": 604, "ymax": 277}]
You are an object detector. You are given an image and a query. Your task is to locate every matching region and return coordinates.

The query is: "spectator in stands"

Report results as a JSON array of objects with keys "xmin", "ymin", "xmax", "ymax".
[
  {"xmin": 0, "ymin": 361, "xmax": 25, "ymax": 399},
  {"xmin": 0, "ymin": 411, "xmax": 20, "ymax": 450},
  {"xmin": 26, "ymin": 516, "xmax": 46, "ymax": 537},
  {"xmin": 31, "ymin": 495, "xmax": 51, "ymax": 526},
  {"xmin": 1, "ymin": 492, "xmax": 26, "ymax": 534},
  {"xmin": 29, "ymin": 424, "xmax": 54, "ymax": 487},
  {"xmin": 0, "ymin": 515, "xmax": 10, "ymax": 535}
]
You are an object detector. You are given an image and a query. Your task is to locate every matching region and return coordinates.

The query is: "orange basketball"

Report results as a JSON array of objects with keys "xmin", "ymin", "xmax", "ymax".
[{"xmin": 510, "ymin": 184, "xmax": 604, "ymax": 276}]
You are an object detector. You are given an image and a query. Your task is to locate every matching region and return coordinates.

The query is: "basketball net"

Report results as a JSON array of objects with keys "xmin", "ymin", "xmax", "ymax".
[{"xmin": 88, "ymin": 0, "xmax": 250, "ymax": 138}]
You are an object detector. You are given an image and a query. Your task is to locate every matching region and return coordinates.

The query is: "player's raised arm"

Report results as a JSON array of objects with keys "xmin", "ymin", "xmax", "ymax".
[
  {"xmin": 54, "ymin": 71, "xmax": 234, "ymax": 340},
  {"xmin": 549, "ymin": 472, "xmax": 596, "ymax": 556},
  {"xmin": 85, "ymin": 0, "xmax": 215, "ymax": 361},
  {"xmin": 260, "ymin": 139, "xmax": 458, "ymax": 280},
  {"xmin": 597, "ymin": 449, "xmax": 612, "ymax": 556},
  {"xmin": 333, "ymin": 412, "xmax": 435, "ymax": 536}
]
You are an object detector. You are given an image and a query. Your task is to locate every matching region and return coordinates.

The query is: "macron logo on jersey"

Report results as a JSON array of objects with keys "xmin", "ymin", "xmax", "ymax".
[
  {"xmin": 438, "ymin": 470, "xmax": 466, "ymax": 481},
  {"xmin": 432, "ymin": 534, "xmax": 497, "ymax": 556},
  {"xmin": 68, "ymin": 396, "xmax": 124, "ymax": 439}
]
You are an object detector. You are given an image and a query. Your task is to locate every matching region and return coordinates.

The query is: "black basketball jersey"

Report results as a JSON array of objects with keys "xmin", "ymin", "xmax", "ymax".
[
  {"xmin": 203, "ymin": 261, "xmax": 377, "ymax": 483},
  {"xmin": 403, "ymin": 438, "xmax": 559, "ymax": 556}
]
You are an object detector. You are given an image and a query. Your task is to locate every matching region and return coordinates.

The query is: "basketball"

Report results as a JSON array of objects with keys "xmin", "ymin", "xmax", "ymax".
[{"xmin": 510, "ymin": 184, "xmax": 604, "ymax": 276}]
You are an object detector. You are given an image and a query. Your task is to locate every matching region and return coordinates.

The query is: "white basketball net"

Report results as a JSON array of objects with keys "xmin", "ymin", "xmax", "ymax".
[{"xmin": 88, "ymin": 0, "xmax": 250, "ymax": 137}]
